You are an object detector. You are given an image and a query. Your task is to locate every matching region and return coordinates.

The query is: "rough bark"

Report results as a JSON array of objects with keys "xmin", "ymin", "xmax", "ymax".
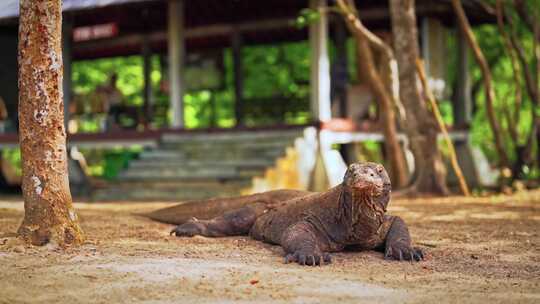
[
  {"xmin": 17, "ymin": 0, "xmax": 84, "ymax": 246},
  {"xmin": 389, "ymin": 0, "xmax": 449, "ymax": 194},
  {"xmin": 336, "ymin": 0, "xmax": 409, "ymax": 188},
  {"xmin": 451, "ymin": 0, "xmax": 511, "ymax": 169}
]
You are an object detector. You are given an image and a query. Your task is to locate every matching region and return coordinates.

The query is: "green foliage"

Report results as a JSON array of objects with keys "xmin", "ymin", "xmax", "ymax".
[
  {"xmin": 71, "ymin": 41, "xmax": 313, "ymax": 130},
  {"xmin": 466, "ymin": 20, "xmax": 537, "ymax": 173},
  {"xmin": 243, "ymin": 43, "xmax": 310, "ymax": 99},
  {"xmin": 102, "ymin": 148, "xmax": 142, "ymax": 180},
  {"xmin": 441, "ymin": 0, "xmax": 538, "ymax": 180},
  {"xmin": 1, "ymin": 148, "xmax": 21, "ymax": 176},
  {"xmin": 296, "ymin": 8, "xmax": 320, "ymax": 28},
  {"xmin": 73, "ymin": 56, "xmax": 146, "ymax": 106}
]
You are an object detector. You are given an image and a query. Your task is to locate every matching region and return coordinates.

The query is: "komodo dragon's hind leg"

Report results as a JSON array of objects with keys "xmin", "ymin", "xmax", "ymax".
[{"xmin": 170, "ymin": 202, "xmax": 268, "ymax": 237}]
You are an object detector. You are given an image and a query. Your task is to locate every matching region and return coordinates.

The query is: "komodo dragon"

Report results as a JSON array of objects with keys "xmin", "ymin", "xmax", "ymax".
[{"xmin": 145, "ymin": 162, "xmax": 424, "ymax": 266}]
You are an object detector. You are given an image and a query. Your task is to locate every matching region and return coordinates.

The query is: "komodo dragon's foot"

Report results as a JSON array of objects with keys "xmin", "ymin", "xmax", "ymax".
[
  {"xmin": 384, "ymin": 241, "xmax": 424, "ymax": 262},
  {"xmin": 284, "ymin": 249, "xmax": 332, "ymax": 266},
  {"xmin": 170, "ymin": 219, "xmax": 207, "ymax": 237}
]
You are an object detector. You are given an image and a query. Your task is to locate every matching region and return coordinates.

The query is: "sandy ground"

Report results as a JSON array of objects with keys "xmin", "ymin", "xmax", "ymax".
[{"xmin": 1, "ymin": 191, "xmax": 539, "ymax": 304}]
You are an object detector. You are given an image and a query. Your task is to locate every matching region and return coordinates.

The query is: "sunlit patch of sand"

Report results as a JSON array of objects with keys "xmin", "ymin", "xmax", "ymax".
[{"xmin": 469, "ymin": 211, "xmax": 522, "ymax": 220}]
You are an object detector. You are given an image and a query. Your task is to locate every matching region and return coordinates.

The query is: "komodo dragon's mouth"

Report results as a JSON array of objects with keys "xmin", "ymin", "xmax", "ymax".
[{"xmin": 352, "ymin": 180, "xmax": 384, "ymax": 196}]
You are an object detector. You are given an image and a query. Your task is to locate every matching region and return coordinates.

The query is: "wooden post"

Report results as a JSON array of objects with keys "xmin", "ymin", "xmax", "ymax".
[
  {"xmin": 62, "ymin": 18, "xmax": 73, "ymax": 127},
  {"xmin": 333, "ymin": 19, "xmax": 349, "ymax": 118},
  {"xmin": 333, "ymin": 18, "xmax": 351, "ymax": 162},
  {"xmin": 142, "ymin": 35, "xmax": 152, "ymax": 126},
  {"xmin": 309, "ymin": 0, "xmax": 332, "ymax": 123},
  {"xmin": 232, "ymin": 30, "xmax": 244, "ymax": 126},
  {"xmin": 168, "ymin": 0, "xmax": 185, "ymax": 128},
  {"xmin": 420, "ymin": 18, "xmax": 431, "ymax": 75},
  {"xmin": 453, "ymin": 25, "xmax": 472, "ymax": 126}
]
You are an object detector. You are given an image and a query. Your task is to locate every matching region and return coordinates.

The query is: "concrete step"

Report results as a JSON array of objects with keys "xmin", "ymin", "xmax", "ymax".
[
  {"xmin": 118, "ymin": 166, "xmax": 261, "ymax": 181},
  {"xmin": 138, "ymin": 150, "xmax": 185, "ymax": 161},
  {"xmin": 129, "ymin": 158, "xmax": 275, "ymax": 169},
  {"xmin": 180, "ymin": 151, "xmax": 285, "ymax": 162},
  {"xmin": 92, "ymin": 180, "xmax": 248, "ymax": 201},
  {"xmin": 95, "ymin": 129, "xmax": 304, "ymax": 201}
]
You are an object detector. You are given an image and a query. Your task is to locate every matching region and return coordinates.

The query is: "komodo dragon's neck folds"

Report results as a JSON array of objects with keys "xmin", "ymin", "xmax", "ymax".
[{"xmin": 146, "ymin": 162, "xmax": 424, "ymax": 266}]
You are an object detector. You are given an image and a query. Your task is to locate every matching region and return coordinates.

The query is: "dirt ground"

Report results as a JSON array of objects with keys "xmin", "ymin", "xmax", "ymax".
[{"xmin": 1, "ymin": 190, "xmax": 539, "ymax": 304}]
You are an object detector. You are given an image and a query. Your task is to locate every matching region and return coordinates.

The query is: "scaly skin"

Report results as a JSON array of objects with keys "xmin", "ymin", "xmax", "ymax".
[{"xmin": 158, "ymin": 162, "xmax": 424, "ymax": 266}]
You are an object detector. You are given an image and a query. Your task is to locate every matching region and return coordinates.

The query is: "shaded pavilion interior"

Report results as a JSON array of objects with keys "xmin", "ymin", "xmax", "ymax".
[{"xmin": 0, "ymin": 0, "xmax": 494, "ymax": 133}]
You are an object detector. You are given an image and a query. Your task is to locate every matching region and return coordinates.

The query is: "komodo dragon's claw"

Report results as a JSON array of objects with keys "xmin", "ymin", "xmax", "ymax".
[
  {"xmin": 170, "ymin": 221, "xmax": 207, "ymax": 237},
  {"xmin": 284, "ymin": 251, "xmax": 332, "ymax": 266},
  {"xmin": 385, "ymin": 242, "xmax": 424, "ymax": 262}
]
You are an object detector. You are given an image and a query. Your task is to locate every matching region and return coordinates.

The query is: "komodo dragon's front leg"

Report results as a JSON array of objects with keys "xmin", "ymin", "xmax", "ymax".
[
  {"xmin": 381, "ymin": 215, "xmax": 424, "ymax": 261},
  {"xmin": 281, "ymin": 221, "xmax": 333, "ymax": 266}
]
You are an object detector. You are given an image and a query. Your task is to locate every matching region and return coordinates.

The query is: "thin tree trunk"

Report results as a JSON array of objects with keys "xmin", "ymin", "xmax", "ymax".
[
  {"xmin": 355, "ymin": 38, "xmax": 409, "ymax": 188},
  {"xmin": 451, "ymin": 0, "xmax": 511, "ymax": 169},
  {"xmin": 416, "ymin": 60, "xmax": 470, "ymax": 196},
  {"xmin": 336, "ymin": 0, "xmax": 409, "ymax": 188},
  {"xmin": 17, "ymin": 0, "xmax": 84, "ymax": 246},
  {"xmin": 389, "ymin": 0, "xmax": 449, "ymax": 194}
]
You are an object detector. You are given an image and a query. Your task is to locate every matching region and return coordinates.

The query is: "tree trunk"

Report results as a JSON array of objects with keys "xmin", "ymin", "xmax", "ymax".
[
  {"xmin": 336, "ymin": 0, "xmax": 409, "ymax": 188},
  {"xmin": 416, "ymin": 59, "xmax": 470, "ymax": 196},
  {"xmin": 389, "ymin": 0, "xmax": 449, "ymax": 194},
  {"xmin": 17, "ymin": 0, "xmax": 84, "ymax": 246},
  {"xmin": 354, "ymin": 38, "xmax": 409, "ymax": 188}
]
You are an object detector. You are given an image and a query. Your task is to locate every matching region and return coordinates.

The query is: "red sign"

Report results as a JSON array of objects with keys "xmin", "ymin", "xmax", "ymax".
[{"xmin": 73, "ymin": 23, "xmax": 119, "ymax": 42}]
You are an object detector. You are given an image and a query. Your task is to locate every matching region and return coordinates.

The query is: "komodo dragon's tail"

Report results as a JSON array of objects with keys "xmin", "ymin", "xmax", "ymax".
[
  {"xmin": 141, "ymin": 189, "xmax": 310, "ymax": 225},
  {"xmin": 141, "ymin": 195, "xmax": 262, "ymax": 225}
]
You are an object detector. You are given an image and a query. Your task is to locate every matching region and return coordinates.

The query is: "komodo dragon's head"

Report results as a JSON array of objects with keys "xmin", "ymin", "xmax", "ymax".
[{"xmin": 342, "ymin": 162, "xmax": 392, "ymax": 213}]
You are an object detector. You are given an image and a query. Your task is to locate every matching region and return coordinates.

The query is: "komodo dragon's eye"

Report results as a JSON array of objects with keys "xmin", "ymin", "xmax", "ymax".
[{"xmin": 377, "ymin": 166, "xmax": 384, "ymax": 174}]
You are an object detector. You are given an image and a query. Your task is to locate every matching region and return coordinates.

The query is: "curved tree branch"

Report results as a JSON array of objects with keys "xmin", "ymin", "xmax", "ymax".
[
  {"xmin": 513, "ymin": 0, "xmax": 540, "ymax": 42},
  {"xmin": 417, "ymin": 59, "xmax": 470, "ymax": 196},
  {"xmin": 452, "ymin": 0, "xmax": 510, "ymax": 168},
  {"xmin": 335, "ymin": 0, "xmax": 409, "ymax": 188},
  {"xmin": 495, "ymin": 0, "xmax": 522, "ymax": 146}
]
